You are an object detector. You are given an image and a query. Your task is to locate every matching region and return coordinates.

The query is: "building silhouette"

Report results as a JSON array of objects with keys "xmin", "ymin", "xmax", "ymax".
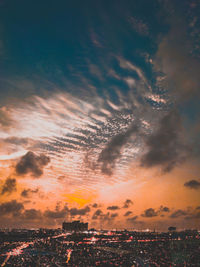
[{"xmin": 62, "ymin": 220, "xmax": 88, "ymax": 232}]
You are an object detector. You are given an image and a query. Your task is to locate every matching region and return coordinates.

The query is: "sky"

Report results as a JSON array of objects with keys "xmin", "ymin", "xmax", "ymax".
[{"xmin": 0, "ymin": 0, "xmax": 200, "ymax": 231}]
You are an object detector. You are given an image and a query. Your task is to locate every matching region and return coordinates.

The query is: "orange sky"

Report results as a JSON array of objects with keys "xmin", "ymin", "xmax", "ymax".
[{"xmin": 0, "ymin": 123, "xmax": 200, "ymax": 231}]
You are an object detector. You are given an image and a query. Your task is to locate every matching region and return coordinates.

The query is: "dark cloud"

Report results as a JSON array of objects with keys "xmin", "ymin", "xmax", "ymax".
[
  {"xmin": 185, "ymin": 212, "xmax": 200, "ymax": 220},
  {"xmin": 92, "ymin": 209, "xmax": 118, "ymax": 222},
  {"xmin": 92, "ymin": 209, "xmax": 103, "ymax": 220},
  {"xmin": 141, "ymin": 206, "xmax": 170, "ymax": 218},
  {"xmin": 1, "ymin": 178, "xmax": 16, "ymax": 195},
  {"xmin": 69, "ymin": 206, "xmax": 90, "ymax": 216},
  {"xmin": 21, "ymin": 209, "xmax": 43, "ymax": 221},
  {"xmin": 107, "ymin": 205, "xmax": 120, "ymax": 211},
  {"xmin": 0, "ymin": 200, "xmax": 42, "ymax": 227},
  {"xmin": 142, "ymin": 208, "xmax": 158, "ymax": 217},
  {"xmin": 100, "ymin": 212, "xmax": 114, "ymax": 223},
  {"xmin": 159, "ymin": 206, "xmax": 170, "ymax": 213},
  {"xmin": 94, "ymin": 209, "xmax": 103, "ymax": 216},
  {"xmin": 127, "ymin": 216, "xmax": 138, "ymax": 223},
  {"xmin": 21, "ymin": 188, "xmax": 39, "ymax": 198},
  {"xmin": 123, "ymin": 199, "xmax": 133, "ymax": 208},
  {"xmin": 184, "ymin": 180, "xmax": 200, "ymax": 189},
  {"xmin": 141, "ymin": 110, "xmax": 188, "ymax": 172},
  {"xmin": 98, "ymin": 123, "xmax": 139, "ymax": 175},
  {"xmin": 15, "ymin": 151, "xmax": 50, "ymax": 177},
  {"xmin": 0, "ymin": 200, "xmax": 91, "ymax": 228},
  {"xmin": 169, "ymin": 207, "xmax": 200, "ymax": 220},
  {"xmin": 170, "ymin": 209, "xmax": 187, "ymax": 218},
  {"xmin": 124, "ymin": 211, "xmax": 133, "ymax": 217},
  {"xmin": 44, "ymin": 205, "xmax": 69, "ymax": 219},
  {"xmin": 110, "ymin": 213, "xmax": 118, "ymax": 218},
  {"xmin": 0, "ymin": 200, "xmax": 24, "ymax": 216},
  {"xmin": 92, "ymin": 203, "xmax": 98, "ymax": 208}
]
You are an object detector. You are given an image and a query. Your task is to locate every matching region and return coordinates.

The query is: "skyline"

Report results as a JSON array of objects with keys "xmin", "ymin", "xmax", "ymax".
[{"xmin": 0, "ymin": 0, "xmax": 200, "ymax": 231}]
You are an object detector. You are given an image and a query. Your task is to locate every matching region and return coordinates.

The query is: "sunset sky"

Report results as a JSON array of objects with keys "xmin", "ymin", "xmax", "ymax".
[{"xmin": 0, "ymin": 0, "xmax": 200, "ymax": 231}]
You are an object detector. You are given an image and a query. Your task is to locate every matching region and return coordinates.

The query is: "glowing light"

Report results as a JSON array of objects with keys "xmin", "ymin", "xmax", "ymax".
[
  {"xmin": 64, "ymin": 190, "xmax": 95, "ymax": 207},
  {"xmin": 66, "ymin": 249, "xmax": 72, "ymax": 263}
]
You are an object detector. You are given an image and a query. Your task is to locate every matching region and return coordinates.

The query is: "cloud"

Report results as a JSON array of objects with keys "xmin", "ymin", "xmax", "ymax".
[
  {"xmin": 100, "ymin": 212, "xmax": 116, "ymax": 223},
  {"xmin": 184, "ymin": 180, "xmax": 200, "ymax": 189},
  {"xmin": 98, "ymin": 123, "xmax": 139, "ymax": 175},
  {"xmin": 92, "ymin": 209, "xmax": 118, "ymax": 223},
  {"xmin": 0, "ymin": 200, "xmax": 91, "ymax": 228},
  {"xmin": 128, "ymin": 16, "xmax": 149, "ymax": 36},
  {"xmin": 127, "ymin": 216, "xmax": 138, "ymax": 223},
  {"xmin": 110, "ymin": 213, "xmax": 118, "ymax": 218},
  {"xmin": 107, "ymin": 205, "xmax": 120, "ymax": 211},
  {"xmin": 21, "ymin": 209, "xmax": 43, "ymax": 221},
  {"xmin": 141, "ymin": 208, "xmax": 158, "ymax": 218},
  {"xmin": 185, "ymin": 211, "xmax": 200, "ymax": 220},
  {"xmin": 141, "ymin": 206, "xmax": 170, "ymax": 218},
  {"xmin": 3, "ymin": 136, "xmax": 32, "ymax": 146},
  {"xmin": 92, "ymin": 209, "xmax": 103, "ymax": 220},
  {"xmin": 94, "ymin": 209, "xmax": 103, "ymax": 216},
  {"xmin": 170, "ymin": 209, "xmax": 187, "ymax": 218},
  {"xmin": 15, "ymin": 151, "xmax": 50, "ymax": 177},
  {"xmin": 0, "ymin": 200, "xmax": 45, "ymax": 227},
  {"xmin": 117, "ymin": 56, "xmax": 149, "ymax": 87},
  {"xmin": 88, "ymin": 63, "xmax": 104, "ymax": 81},
  {"xmin": 141, "ymin": 110, "xmax": 188, "ymax": 172},
  {"xmin": 168, "ymin": 206, "xmax": 200, "ymax": 220},
  {"xmin": 44, "ymin": 205, "xmax": 69, "ymax": 219},
  {"xmin": 0, "ymin": 107, "xmax": 15, "ymax": 130},
  {"xmin": 0, "ymin": 78, "xmax": 37, "ymax": 108},
  {"xmin": 1, "ymin": 178, "xmax": 17, "ymax": 195},
  {"xmin": 69, "ymin": 206, "xmax": 90, "ymax": 216},
  {"xmin": 0, "ymin": 200, "xmax": 24, "ymax": 216},
  {"xmin": 155, "ymin": 15, "xmax": 200, "ymax": 101},
  {"xmin": 21, "ymin": 188, "xmax": 39, "ymax": 198},
  {"xmin": 44, "ymin": 204, "xmax": 91, "ymax": 219},
  {"xmin": 123, "ymin": 199, "xmax": 133, "ymax": 208},
  {"xmin": 159, "ymin": 206, "xmax": 170, "ymax": 213},
  {"xmin": 124, "ymin": 211, "xmax": 132, "ymax": 217}
]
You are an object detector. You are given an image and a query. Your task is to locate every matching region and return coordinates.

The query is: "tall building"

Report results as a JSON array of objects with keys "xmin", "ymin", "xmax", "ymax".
[{"xmin": 62, "ymin": 220, "xmax": 88, "ymax": 232}]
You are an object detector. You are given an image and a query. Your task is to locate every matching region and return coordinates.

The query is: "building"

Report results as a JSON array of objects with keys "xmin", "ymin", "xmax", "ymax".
[
  {"xmin": 62, "ymin": 220, "xmax": 88, "ymax": 232},
  {"xmin": 168, "ymin": 226, "xmax": 176, "ymax": 232}
]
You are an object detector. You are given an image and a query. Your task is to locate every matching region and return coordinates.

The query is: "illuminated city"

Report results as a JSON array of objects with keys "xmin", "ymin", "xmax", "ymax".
[
  {"xmin": 0, "ymin": 225, "xmax": 200, "ymax": 266},
  {"xmin": 0, "ymin": 0, "xmax": 200, "ymax": 265}
]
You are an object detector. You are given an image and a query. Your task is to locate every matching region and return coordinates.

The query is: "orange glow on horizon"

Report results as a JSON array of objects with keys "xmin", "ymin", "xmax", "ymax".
[{"xmin": 63, "ymin": 190, "xmax": 96, "ymax": 207}]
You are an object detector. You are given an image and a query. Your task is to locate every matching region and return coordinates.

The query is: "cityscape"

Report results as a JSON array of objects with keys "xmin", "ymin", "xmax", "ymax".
[{"xmin": 0, "ymin": 221, "xmax": 200, "ymax": 266}]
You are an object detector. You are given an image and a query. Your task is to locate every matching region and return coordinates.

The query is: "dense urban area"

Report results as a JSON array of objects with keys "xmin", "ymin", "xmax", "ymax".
[{"xmin": 0, "ymin": 222, "xmax": 200, "ymax": 266}]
